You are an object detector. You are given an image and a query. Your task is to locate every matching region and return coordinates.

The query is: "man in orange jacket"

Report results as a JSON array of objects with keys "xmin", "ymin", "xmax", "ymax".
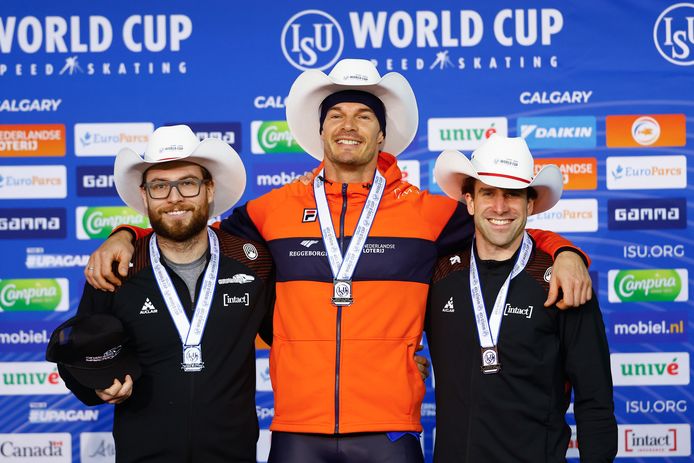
[{"xmin": 86, "ymin": 59, "xmax": 592, "ymax": 463}]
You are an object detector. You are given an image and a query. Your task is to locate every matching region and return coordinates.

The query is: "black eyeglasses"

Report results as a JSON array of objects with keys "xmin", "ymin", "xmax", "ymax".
[{"xmin": 142, "ymin": 178, "xmax": 209, "ymax": 199}]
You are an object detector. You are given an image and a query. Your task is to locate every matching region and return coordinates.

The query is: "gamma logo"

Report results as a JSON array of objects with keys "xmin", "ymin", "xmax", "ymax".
[
  {"xmin": 281, "ymin": 10, "xmax": 344, "ymax": 71},
  {"xmin": 0, "ymin": 207, "xmax": 65, "ymax": 239},
  {"xmin": 608, "ymin": 198, "xmax": 686, "ymax": 230},
  {"xmin": 654, "ymin": 3, "xmax": 694, "ymax": 66},
  {"xmin": 0, "ymin": 278, "xmax": 69, "ymax": 312},
  {"xmin": 76, "ymin": 206, "xmax": 149, "ymax": 240},
  {"xmin": 608, "ymin": 268, "xmax": 688, "ymax": 303}
]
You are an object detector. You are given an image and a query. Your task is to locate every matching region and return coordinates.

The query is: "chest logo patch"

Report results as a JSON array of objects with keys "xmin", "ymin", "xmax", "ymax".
[
  {"xmin": 243, "ymin": 243, "xmax": 258, "ymax": 261},
  {"xmin": 503, "ymin": 303, "xmax": 533, "ymax": 319},
  {"xmin": 139, "ymin": 298, "xmax": 157, "ymax": 315},
  {"xmin": 442, "ymin": 297, "xmax": 455, "ymax": 312},
  {"xmin": 302, "ymin": 208, "xmax": 317, "ymax": 222},
  {"xmin": 544, "ymin": 266, "xmax": 553, "ymax": 282}
]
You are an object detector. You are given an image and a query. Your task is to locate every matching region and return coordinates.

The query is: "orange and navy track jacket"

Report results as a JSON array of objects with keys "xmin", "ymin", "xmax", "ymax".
[{"xmin": 126, "ymin": 152, "xmax": 582, "ymax": 435}]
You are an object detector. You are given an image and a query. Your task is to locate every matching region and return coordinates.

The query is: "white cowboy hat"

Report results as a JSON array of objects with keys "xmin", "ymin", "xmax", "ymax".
[
  {"xmin": 114, "ymin": 125, "xmax": 246, "ymax": 217},
  {"xmin": 286, "ymin": 58, "xmax": 418, "ymax": 160},
  {"xmin": 433, "ymin": 134, "xmax": 563, "ymax": 215}
]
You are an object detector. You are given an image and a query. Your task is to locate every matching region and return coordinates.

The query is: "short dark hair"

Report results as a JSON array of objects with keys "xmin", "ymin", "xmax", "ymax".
[{"xmin": 461, "ymin": 177, "xmax": 537, "ymax": 200}]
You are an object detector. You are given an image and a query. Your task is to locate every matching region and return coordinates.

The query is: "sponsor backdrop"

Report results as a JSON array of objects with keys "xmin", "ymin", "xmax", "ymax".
[{"xmin": 0, "ymin": 0, "xmax": 691, "ymax": 461}]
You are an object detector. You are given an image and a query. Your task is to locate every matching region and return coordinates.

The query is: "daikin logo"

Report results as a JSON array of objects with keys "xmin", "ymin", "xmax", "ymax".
[
  {"xmin": 517, "ymin": 116, "xmax": 595, "ymax": 148},
  {"xmin": 0, "ymin": 279, "xmax": 69, "ymax": 312},
  {"xmin": 608, "ymin": 269, "xmax": 687, "ymax": 303},
  {"xmin": 76, "ymin": 206, "xmax": 149, "ymax": 240}
]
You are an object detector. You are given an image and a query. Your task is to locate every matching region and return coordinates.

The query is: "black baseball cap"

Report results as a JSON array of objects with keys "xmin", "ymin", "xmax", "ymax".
[{"xmin": 46, "ymin": 313, "xmax": 141, "ymax": 389}]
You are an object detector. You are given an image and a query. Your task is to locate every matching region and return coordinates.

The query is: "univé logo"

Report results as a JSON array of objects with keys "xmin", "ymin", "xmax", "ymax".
[
  {"xmin": 653, "ymin": 3, "xmax": 694, "ymax": 66},
  {"xmin": 608, "ymin": 268, "xmax": 688, "ymax": 303},
  {"xmin": 0, "ymin": 362, "xmax": 70, "ymax": 395},
  {"xmin": 0, "ymin": 278, "xmax": 69, "ymax": 312},
  {"xmin": 281, "ymin": 10, "xmax": 344, "ymax": 71},
  {"xmin": 611, "ymin": 352, "xmax": 689, "ymax": 386}
]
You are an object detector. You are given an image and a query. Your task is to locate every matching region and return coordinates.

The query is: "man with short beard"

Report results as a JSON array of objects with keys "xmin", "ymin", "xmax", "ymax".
[{"xmin": 58, "ymin": 125, "xmax": 275, "ymax": 463}]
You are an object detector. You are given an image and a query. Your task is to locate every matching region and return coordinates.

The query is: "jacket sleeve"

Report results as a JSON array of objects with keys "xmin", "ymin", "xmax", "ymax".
[
  {"xmin": 528, "ymin": 229, "xmax": 591, "ymax": 266},
  {"xmin": 257, "ymin": 267, "xmax": 276, "ymax": 346},
  {"xmin": 57, "ymin": 284, "xmax": 116, "ymax": 406},
  {"xmin": 219, "ymin": 202, "xmax": 266, "ymax": 244},
  {"xmin": 560, "ymin": 293, "xmax": 617, "ymax": 462}
]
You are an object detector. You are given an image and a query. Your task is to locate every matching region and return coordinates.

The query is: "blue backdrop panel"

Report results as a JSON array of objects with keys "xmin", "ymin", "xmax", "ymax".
[{"xmin": 0, "ymin": 1, "xmax": 692, "ymax": 461}]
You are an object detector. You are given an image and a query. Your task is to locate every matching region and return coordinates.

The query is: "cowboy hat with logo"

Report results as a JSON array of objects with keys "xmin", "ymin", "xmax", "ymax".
[
  {"xmin": 46, "ymin": 313, "xmax": 142, "ymax": 390},
  {"xmin": 286, "ymin": 58, "xmax": 418, "ymax": 160},
  {"xmin": 433, "ymin": 134, "xmax": 563, "ymax": 215},
  {"xmin": 114, "ymin": 124, "xmax": 246, "ymax": 217}
]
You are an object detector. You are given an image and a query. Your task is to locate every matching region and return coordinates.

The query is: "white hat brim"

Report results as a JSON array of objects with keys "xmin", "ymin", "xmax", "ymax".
[
  {"xmin": 433, "ymin": 150, "xmax": 563, "ymax": 215},
  {"xmin": 286, "ymin": 70, "xmax": 418, "ymax": 160},
  {"xmin": 114, "ymin": 138, "xmax": 246, "ymax": 217}
]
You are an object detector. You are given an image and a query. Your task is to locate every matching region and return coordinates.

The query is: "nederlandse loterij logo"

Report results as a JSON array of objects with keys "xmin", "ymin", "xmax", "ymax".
[
  {"xmin": 608, "ymin": 269, "xmax": 688, "ymax": 303},
  {"xmin": 281, "ymin": 10, "xmax": 344, "ymax": 71},
  {"xmin": 0, "ymin": 124, "xmax": 66, "ymax": 157},
  {"xmin": 0, "ymin": 278, "xmax": 68, "ymax": 312},
  {"xmin": 76, "ymin": 206, "xmax": 149, "ymax": 240},
  {"xmin": 653, "ymin": 3, "xmax": 694, "ymax": 66},
  {"xmin": 611, "ymin": 352, "xmax": 690, "ymax": 386},
  {"xmin": 533, "ymin": 158, "xmax": 597, "ymax": 190},
  {"xmin": 251, "ymin": 121, "xmax": 304, "ymax": 154}
]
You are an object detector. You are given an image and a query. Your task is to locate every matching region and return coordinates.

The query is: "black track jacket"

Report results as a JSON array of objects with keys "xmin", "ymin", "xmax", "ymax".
[
  {"xmin": 426, "ymin": 241, "xmax": 616, "ymax": 463},
  {"xmin": 60, "ymin": 228, "xmax": 274, "ymax": 463}
]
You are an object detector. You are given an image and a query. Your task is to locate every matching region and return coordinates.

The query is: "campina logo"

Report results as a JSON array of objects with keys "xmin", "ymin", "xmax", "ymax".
[
  {"xmin": 619, "ymin": 424, "xmax": 691, "ymax": 457},
  {"xmin": 653, "ymin": 3, "xmax": 694, "ymax": 66},
  {"xmin": 608, "ymin": 268, "xmax": 688, "ymax": 303},
  {"xmin": 0, "ymin": 208, "xmax": 65, "ymax": 239},
  {"xmin": 251, "ymin": 121, "xmax": 303, "ymax": 154},
  {"xmin": 533, "ymin": 158, "xmax": 596, "ymax": 190},
  {"xmin": 76, "ymin": 206, "xmax": 149, "ymax": 240},
  {"xmin": 427, "ymin": 117, "xmax": 508, "ymax": 151},
  {"xmin": 281, "ymin": 10, "xmax": 344, "ymax": 71},
  {"xmin": 0, "ymin": 165, "xmax": 66, "ymax": 199},
  {"xmin": 607, "ymin": 155, "xmax": 686, "ymax": 190},
  {"xmin": 608, "ymin": 198, "xmax": 686, "ymax": 230},
  {"xmin": 517, "ymin": 116, "xmax": 596, "ymax": 148},
  {"xmin": 0, "ymin": 123, "xmax": 65, "ymax": 157},
  {"xmin": 605, "ymin": 114, "xmax": 686, "ymax": 147},
  {"xmin": 0, "ymin": 362, "xmax": 70, "ymax": 395},
  {"xmin": 74, "ymin": 122, "xmax": 153, "ymax": 156},
  {"xmin": 0, "ymin": 278, "xmax": 69, "ymax": 312},
  {"xmin": 611, "ymin": 352, "xmax": 689, "ymax": 386}
]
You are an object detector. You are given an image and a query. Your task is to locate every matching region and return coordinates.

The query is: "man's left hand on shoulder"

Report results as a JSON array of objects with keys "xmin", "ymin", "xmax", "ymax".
[{"xmin": 545, "ymin": 251, "xmax": 592, "ymax": 310}]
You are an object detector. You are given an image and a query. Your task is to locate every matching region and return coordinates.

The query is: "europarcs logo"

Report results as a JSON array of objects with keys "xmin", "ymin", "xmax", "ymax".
[
  {"xmin": 281, "ymin": 10, "xmax": 344, "ymax": 71},
  {"xmin": 654, "ymin": 3, "xmax": 694, "ymax": 66}
]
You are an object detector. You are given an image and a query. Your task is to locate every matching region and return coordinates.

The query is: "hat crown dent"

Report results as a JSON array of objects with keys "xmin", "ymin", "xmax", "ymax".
[
  {"xmin": 328, "ymin": 58, "xmax": 382, "ymax": 85},
  {"xmin": 471, "ymin": 135, "xmax": 535, "ymax": 185},
  {"xmin": 143, "ymin": 125, "xmax": 200, "ymax": 162}
]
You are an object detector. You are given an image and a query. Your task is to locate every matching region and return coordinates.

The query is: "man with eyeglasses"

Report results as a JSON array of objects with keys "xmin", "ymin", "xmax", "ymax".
[{"xmin": 58, "ymin": 125, "xmax": 275, "ymax": 463}]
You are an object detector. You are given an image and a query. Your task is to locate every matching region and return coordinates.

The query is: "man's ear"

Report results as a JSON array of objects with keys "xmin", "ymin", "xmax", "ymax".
[
  {"xmin": 526, "ymin": 196, "xmax": 534, "ymax": 216},
  {"xmin": 464, "ymin": 193, "xmax": 475, "ymax": 215},
  {"xmin": 139, "ymin": 187, "xmax": 149, "ymax": 213},
  {"xmin": 206, "ymin": 180, "xmax": 215, "ymax": 206}
]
